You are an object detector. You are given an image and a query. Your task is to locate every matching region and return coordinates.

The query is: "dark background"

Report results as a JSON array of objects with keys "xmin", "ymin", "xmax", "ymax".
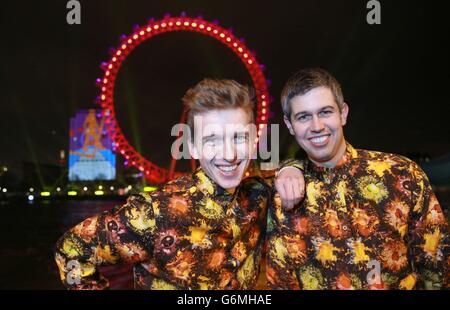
[
  {"xmin": 1, "ymin": 0, "xmax": 449, "ymax": 176},
  {"xmin": 0, "ymin": 0, "xmax": 449, "ymax": 290}
]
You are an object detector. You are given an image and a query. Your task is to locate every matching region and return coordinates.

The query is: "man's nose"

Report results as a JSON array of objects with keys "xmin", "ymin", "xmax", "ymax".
[
  {"xmin": 311, "ymin": 116, "xmax": 325, "ymax": 132},
  {"xmin": 223, "ymin": 140, "xmax": 237, "ymax": 162}
]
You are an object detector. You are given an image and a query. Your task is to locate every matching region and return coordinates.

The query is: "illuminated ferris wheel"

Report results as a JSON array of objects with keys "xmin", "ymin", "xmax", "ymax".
[{"xmin": 96, "ymin": 14, "xmax": 270, "ymax": 184}]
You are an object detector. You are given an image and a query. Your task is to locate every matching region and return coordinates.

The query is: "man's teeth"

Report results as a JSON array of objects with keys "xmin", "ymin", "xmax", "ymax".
[
  {"xmin": 217, "ymin": 164, "xmax": 238, "ymax": 172},
  {"xmin": 311, "ymin": 136, "xmax": 327, "ymax": 143}
]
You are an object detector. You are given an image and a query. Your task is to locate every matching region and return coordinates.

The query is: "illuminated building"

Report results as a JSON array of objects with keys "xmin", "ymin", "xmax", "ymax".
[{"xmin": 69, "ymin": 109, "xmax": 116, "ymax": 181}]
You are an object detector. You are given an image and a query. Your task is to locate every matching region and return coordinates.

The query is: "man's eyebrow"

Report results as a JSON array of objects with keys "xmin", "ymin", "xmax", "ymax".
[
  {"xmin": 293, "ymin": 105, "xmax": 336, "ymax": 118},
  {"xmin": 234, "ymin": 131, "xmax": 249, "ymax": 136},
  {"xmin": 320, "ymin": 105, "xmax": 335, "ymax": 110},
  {"xmin": 293, "ymin": 111, "xmax": 311, "ymax": 118},
  {"xmin": 202, "ymin": 134, "xmax": 218, "ymax": 141}
]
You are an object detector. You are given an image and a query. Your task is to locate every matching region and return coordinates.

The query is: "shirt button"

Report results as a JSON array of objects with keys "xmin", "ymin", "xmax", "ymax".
[
  {"xmin": 107, "ymin": 220, "xmax": 118, "ymax": 231},
  {"xmin": 342, "ymin": 225, "xmax": 348, "ymax": 231},
  {"xmin": 227, "ymin": 258, "xmax": 240, "ymax": 268},
  {"xmin": 161, "ymin": 236, "xmax": 175, "ymax": 247},
  {"xmin": 342, "ymin": 175, "xmax": 347, "ymax": 180}
]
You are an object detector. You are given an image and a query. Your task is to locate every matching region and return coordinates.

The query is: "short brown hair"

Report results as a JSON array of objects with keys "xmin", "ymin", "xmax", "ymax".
[
  {"xmin": 183, "ymin": 79, "xmax": 254, "ymax": 137},
  {"xmin": 281, "ymin": 68, "xmax": 344, "ymax": 118}
]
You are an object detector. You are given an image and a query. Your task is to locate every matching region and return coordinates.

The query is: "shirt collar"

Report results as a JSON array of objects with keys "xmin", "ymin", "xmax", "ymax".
[
  {"xmin": 193, "ymin": 168, "xmax": 235, "ymax": 204},
  {"xmin": 306, "ymin": 142, "xmax": 358, "ymax": 176}
]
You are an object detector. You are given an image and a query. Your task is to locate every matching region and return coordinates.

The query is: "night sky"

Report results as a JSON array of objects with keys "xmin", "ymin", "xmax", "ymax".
[{"xmin": 1, "ymin": 0, "xmax": 449, "ymax": 177}]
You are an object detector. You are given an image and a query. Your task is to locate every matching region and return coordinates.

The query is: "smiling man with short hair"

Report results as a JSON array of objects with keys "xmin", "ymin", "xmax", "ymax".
[
  {"xmin": 55, "ymin": 79, "xmax": 304, "ymax": 290},
  {"xmin": 267, "ymin": 68, "xmax": 449, "ymax": 290}
]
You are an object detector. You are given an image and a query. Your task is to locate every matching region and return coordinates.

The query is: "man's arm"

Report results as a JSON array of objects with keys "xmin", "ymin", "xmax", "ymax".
[
  {"xmin": 54, "ymin": 194, "xmax": 156, "ymax": 289},
  {"xmin": 266, "ymin": 193, "xmax": 301, "ymax": 289},
  {"xmin": 408, "ymin": 162, "xmax": 449, "ymax": 289}
]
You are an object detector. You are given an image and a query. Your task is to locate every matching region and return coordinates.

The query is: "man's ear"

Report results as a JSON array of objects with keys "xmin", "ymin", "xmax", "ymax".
[
  {"xmin": 283, "ymin": 115, "xmax": 295, "ymax": 135},
  {"xmin": 340, "ymin": 102, "xmax": 349, "ymax": 126},
  {"xmin": 188, "ymin": 139, "xmax": 199, "ymax": 160}
]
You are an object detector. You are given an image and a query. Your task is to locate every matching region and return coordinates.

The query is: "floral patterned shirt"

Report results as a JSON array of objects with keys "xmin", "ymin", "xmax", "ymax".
[
  {"xmin": 55, "ymin": 168, "xmax": 270, "ymax": 290},
  {"xmin": 267, "ymin": 143, "xmax": 449, "ymax": 290}
]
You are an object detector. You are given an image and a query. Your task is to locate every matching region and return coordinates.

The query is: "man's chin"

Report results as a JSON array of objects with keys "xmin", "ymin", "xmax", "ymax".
[
  {"xmin": 308, "ymin": 153, "xmax": 335, "ymax": 166},
  {"xmin": 212, "ymin": 170, "xmax": 245, "ymax": 191},
  {"xmin": 215, "ymin": 177, "xmax": 242, "ymax": 191},
  {"xmin": 302, "ymin": 147, "xmax": 327, "ymax": 160}
]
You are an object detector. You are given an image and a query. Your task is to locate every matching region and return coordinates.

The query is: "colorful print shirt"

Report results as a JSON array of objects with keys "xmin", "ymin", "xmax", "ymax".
[
  {"xmin": 55, "ymin": 168, "xmax": 270, "ymax": 290},
  {"xmin": 267, "ymin": 143, "xmax": 449, "ymax": 290}
]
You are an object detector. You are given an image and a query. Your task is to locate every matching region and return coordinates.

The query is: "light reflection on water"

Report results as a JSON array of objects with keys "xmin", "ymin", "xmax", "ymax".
[
  {"xmin": 0, "ymin": 192, "xmax": 448, "ymax": 289},
  {"xmin": 0, "ymin": 199, "xmax": 133, "ymax": 289}
]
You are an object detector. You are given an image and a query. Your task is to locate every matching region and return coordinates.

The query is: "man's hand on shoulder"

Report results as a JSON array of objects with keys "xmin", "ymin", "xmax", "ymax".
[{"xmin": 275, "ymin": 166, "xmax": 305, "ymax": 210}]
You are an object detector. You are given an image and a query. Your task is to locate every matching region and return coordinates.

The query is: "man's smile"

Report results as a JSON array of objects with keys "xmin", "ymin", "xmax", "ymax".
[
  {"xmin": 214, "ymin": 162, "xmax": 242, "ymax": 177},
  {"xmin": 308, "ymin": 134, "xmax": 331, "ymax": 147}
]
